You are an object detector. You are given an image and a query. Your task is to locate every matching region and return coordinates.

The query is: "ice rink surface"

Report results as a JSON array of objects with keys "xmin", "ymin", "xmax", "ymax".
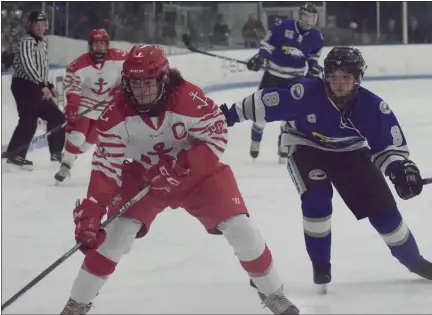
[{"xmin": 2, "ymin": 79, "xmax": 432, "ymax": 314}]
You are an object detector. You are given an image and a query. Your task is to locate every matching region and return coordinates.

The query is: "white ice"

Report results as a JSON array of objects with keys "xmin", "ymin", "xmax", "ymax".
[{"xmin": 2, "ymin": 80, "xmax": 432, "ymax": 314}]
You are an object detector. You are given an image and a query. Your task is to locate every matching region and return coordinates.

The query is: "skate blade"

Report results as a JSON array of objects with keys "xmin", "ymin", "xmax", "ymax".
[
  {"xmin": 2, "ymin": 160, "xmax": 34, "ymax": 172},
  {"xmin": 316, "ymin": 283, "xmax": 328, "ymax": 295},
  {"xmin": 54, "ymin": 173, "xmax": 71, "ymax": 186}
]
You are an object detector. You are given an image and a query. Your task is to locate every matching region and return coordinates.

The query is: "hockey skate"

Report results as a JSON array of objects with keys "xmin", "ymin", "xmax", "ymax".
[
  {"xmin": 250, "ymin": 141, "xmax": 261, "ymax": 159},
  {"xmin": 3, "ymin": 155, "xmax": 34, "ymax": 171},
  {"xmin": 313, "ymin": 263, "xmax": 332, "ymax": 294},
  {"xmin": 60, "ymin": 298, "xmax": 92, "ymax": 315},
  {"xmin": 54, "ymin": 162, "xmax": 72, "ymax": 185},
  {"xmin": 409, "ymin": 256, "xmax": 432, "ymax": 280},
  {"xmin": 250, "ymin": 279, "xmax": 300, "ymax": 314}
]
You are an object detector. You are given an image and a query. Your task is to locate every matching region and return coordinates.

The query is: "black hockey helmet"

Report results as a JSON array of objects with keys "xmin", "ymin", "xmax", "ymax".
[
  {"xmin": 298, "ymin": 3, "xmax": 318, "ymax": 30},
  {"xmin": 28, "ymin": 10, "xmax": 47, "ymax": 23},
  {"xmin": 323, "ymin": 47, "xmax": 367, "ymax": 109},
  {"xmin": 27, "ymin": 11, "xmax": 48, "ymax": 37}
]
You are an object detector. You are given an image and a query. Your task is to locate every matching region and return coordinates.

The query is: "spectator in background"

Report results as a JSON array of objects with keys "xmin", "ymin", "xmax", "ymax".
[
  {"xmin": 242, "ymin": 13, "xmax": 265, "ymax": 48},
  {"xmin": 212, "ymin": 13, "xmax": 229, "ymax": 46},
  {"xmin": 382, "ymin": 18, "xmax": 402, "ymax": 44},
  {"xmin": 408, "ymin": 18, "xmax": 428, "ymax": 43}
]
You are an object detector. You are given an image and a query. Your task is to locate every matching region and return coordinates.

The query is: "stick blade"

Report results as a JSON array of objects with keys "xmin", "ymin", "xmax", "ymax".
[{"xmin": 181, "ymin": 33, "xmax": 196, "ymax": 52}]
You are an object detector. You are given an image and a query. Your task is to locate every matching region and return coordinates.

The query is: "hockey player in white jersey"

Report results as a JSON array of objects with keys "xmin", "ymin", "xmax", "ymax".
[
  {"xmin": 59, "ymin": 44, "xmax": 300, "ymax": 315},
  {"xmin": 54, "ymin": 29, "xmax": 127, "ymax": 184}
]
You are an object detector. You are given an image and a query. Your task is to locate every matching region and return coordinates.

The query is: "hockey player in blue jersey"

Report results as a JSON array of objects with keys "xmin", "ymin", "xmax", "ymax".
[
  {"xmin": 246, "ymin": 3, "xmax": 324, "ymax": 163},
  {"xmin": 221, "ymin": 47, "xmax": 432, "ymax": 290}
]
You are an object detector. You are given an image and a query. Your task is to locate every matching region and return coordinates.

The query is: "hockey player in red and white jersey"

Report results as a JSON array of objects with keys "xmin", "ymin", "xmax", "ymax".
[
  {"xmin": 54, "ymin": 29, "xmax": 127, "ymax": 184},
  {"xmin": 60, "ymin": 45, "xmax": 300, "ymax": 315}
]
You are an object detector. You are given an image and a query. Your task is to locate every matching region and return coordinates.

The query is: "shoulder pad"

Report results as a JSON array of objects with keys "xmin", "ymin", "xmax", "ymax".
[
  {"xmin": 108, "ymin": 48, "xmax": 128, "ymax": 60},
  {"xmin": 66, "ymin": 53, "xmax": 90, "ymax": 73},
  {"xmin": 171, "ymin": 81, "xmax": 218, "ymax": 118}
]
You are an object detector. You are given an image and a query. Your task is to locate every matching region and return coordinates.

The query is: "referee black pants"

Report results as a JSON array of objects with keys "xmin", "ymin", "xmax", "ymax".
[{"xmin": 6, "ymin": 78, "xmax": 65, "ymax": 159}]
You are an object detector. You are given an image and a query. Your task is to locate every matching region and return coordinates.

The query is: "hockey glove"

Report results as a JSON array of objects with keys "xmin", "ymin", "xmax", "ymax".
[
  {"xmin": 73, "ymin": 197, "xmax": 107, "ymax": 252},
  {"xmin": 64, "ymin": 104, "xmax": 79, "ymax": 121},
  {"xmin": 389, "ymin": 160, "xmax": 423, "ymax": 200},
  {"xmin": 246, "ymin": 54, "xmax": 264, "ymax": 72},
  {"xmin": 306, "ymin": 64, "xmax": 323, "ymax": 78},
  {"xmin": 220, "ymin": 103, "xmax": 238, "ymax": 127},
  {"xmin": 144, "ymin": 154, "xmax": 190, "ymax": 196}
]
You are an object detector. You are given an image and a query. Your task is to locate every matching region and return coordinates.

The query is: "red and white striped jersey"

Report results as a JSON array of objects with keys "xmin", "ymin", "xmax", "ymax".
[
  {"xmin": 88, "ymin": 80, "xmax": 228, "ymax": 204},
  {"xmin": 63, "ymin": 48, "xmax": 127, "ymax": 120}
]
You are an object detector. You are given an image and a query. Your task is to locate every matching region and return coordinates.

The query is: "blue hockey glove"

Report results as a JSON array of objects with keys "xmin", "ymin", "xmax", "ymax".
[
  {"xmin": 306, "ymin": 64, "xmax": 323, "ymax": 78},
  {"xmin": 388, "ymin": 160, "xmax": 423, "ymax": 200},
  {"xmin": 246, "ymin": 54, "xmax": 264, "ymax": 72},
  {"xmin": 220, "ymin": 103, "xmax": 238, "ymax": 127}
]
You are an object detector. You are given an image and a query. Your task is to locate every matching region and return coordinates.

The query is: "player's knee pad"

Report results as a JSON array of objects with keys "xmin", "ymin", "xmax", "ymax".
[
  {"xmin": 302, "ymin": 186, "xmax": 333, "ymax": 238},
  {"xmin": 79, "ymin": 141, "xmax": 94, "ymax": 153},
  {"xmin": 97, "ymin": 217, "xmax": 142, "ymax": 262},
  {"xmin": 83, "ymin": 250, "xmax": 117, "ymax": 277},
  {"xmin": 218, "ymin": 214, "xmax": 271, "ymax": 271},
  {"xmin": 368, "ymin": 208, "xmax": 410, "ymax": 247},
  {"xmin": 252, "ymin": 121, "xmax": 267, "ymax": 130},
  {"xmin": 65, "ymin": 130, "xmax": 87, "ymax": 153}
]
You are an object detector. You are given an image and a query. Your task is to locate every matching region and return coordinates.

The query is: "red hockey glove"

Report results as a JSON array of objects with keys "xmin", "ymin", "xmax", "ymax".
[
  {"xmin": 73, "ymin": 197, "xmax": 107, "ymax": 252},
  {"xmin": 64, "ymin": 104, "xmax": 79, "ymax": 121},
  {"xmin": 145, "ymin": 153, "xmax": 190, "ymax": 196}
]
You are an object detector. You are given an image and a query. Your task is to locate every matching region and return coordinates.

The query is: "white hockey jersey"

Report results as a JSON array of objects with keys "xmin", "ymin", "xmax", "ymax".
[
  {"xmin": 63, "ymin": 48, "xmax": 127, "ymax": 120},
  {"xmin": 87, "ymin": 79, "xmax": 228, "ymax": 204}
]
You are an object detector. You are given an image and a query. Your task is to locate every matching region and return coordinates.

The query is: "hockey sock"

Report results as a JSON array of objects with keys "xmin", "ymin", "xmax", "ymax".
[
  {"xmin": 71, "ymin": 265, "xmax": 110, "ymax": 304},
  {"xmin": 301, "ymin": 186, "xmax": 333, "ymax": 267},
  {"xmin": 64, "ymin": 131, "xmax": 86, "ymax": 165},
  {"xmin": 218, "ymin": 214, "xmax": 282, "ymax": 295},
  {"xmin": 62, "ymin": 150, "xmax": 78, "ymax": 166},
  {"xmin": 71, "ymin": 218, "xmax": 141, "ymax": 303},
  {"xmin": 368, "ymin": 207, "xmax": 421, "ymax": 269},
  {"xmin": 251, "ymin": 122, "xmax": 265, "ymax": 142}
]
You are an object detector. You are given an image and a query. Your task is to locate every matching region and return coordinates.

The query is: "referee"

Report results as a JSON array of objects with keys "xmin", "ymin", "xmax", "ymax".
[{"xmin": 3, "ymin": 10, "xmax": 65, "ymax": 170}]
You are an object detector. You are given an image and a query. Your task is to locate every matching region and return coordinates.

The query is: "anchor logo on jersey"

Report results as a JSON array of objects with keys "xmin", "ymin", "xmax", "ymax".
[
  {"xmin": 90, "ymin": 77, "xmax": 111, "ymax": 96},
  {"xmin": 189, "ymin": 91, "xmax": 210, "ymax": 109},
  {"xmin": 141, "ymin": 142, "xmax": 175, "ymax": 167}
]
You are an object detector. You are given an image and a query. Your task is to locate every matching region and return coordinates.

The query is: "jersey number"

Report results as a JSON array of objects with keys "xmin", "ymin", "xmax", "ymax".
[{"xmin": 391, "ymin": 125, "xmax": 403, "ymax": 146}]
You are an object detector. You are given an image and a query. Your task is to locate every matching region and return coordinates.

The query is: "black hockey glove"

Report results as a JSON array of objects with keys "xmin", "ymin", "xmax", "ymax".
[
  {"xmin": 246, "ymin": 54, "xmax": 264, "ymax": 72},
  {"xmin": 389, "ymin": 160, "xmax": 423, "ymax": 200},
  {"xmin": 220, "ymin": 103, "xmax": 236, "ymax": 127},
  {"xmin": 306, "ymin": 64, "xmax": 323, "ymax": 78}
]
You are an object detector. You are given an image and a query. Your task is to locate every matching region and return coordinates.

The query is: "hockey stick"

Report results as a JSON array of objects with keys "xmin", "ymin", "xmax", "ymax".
[
  {"xmin": 1, "ymin": 184, "xmax": 151, "ymax": 311},
  {"xmin": 422, "ymin": 177, "xmax": 432, "ymax": 185},
  {"xmin": 1, "ymin": 102, "xmax": 104, "ymax": 159},
  {"xmin": 181, "ymin": 34, "xmax": 304, "ymax": 78}
]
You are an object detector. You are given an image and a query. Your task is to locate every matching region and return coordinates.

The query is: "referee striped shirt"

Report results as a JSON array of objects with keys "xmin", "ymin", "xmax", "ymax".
[{"xmin": 12, "ymin": 34, "xmax": 49, "ymax": 87}]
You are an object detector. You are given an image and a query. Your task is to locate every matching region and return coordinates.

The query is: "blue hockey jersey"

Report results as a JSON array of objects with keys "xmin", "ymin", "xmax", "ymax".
[
  {"xmin": 259, "ymin": 19, "xmax": 324, "ymax": 78},
  {"xmin": 228, "ymin": 79, "xmax": 409, "ymax": 174}
]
